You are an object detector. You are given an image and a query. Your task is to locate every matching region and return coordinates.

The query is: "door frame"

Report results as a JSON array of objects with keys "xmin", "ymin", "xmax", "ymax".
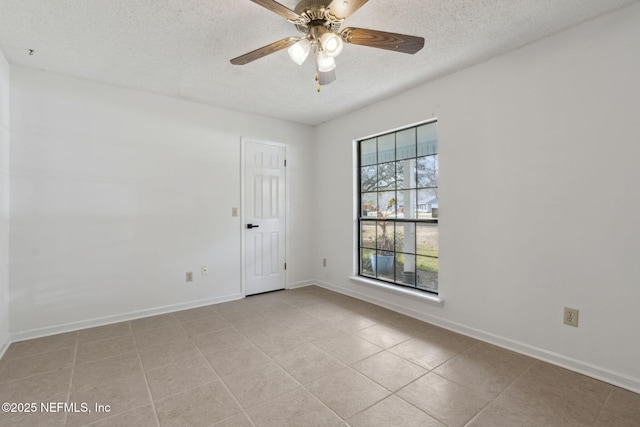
[{"xmin": 240, "ymin": 137, "xmax": 289, "ymax": 297}]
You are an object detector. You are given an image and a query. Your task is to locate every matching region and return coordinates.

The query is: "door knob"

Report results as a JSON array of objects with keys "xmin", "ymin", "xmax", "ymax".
[{"xmin": 247, "ymin": 224, "xmax": 260, "ymax": 229}]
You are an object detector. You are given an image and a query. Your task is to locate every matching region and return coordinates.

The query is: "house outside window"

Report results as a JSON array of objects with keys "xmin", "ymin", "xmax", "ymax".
[{"xmin": 358, "ymin": 120, "xmax": 438, "ymax": 294}]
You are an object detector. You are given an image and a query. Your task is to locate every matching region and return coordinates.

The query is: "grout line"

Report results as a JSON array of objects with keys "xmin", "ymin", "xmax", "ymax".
[
  {"xmin": 593, "ymin": 388, "xmax": 615, "ymax": 425},
  {"xmin": 187, "ymin": 317, "xmax": 256, "ymax": 427},
  {"xmin": 63, "ymin": 332, "xmax": 79, "ymax": 426},
  {"xmin": 130, "ymin": 330, "xmax": 162, "ymax": 427}
]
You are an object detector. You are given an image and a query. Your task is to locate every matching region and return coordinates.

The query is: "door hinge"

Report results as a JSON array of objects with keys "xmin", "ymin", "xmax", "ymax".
[
  {"xmin": 284, "ymin": 159, "xmax": 287, "ymax": 167},
  {"xmin": 284, "ymin": 263, "xmax": 287, "ymax": 270}
]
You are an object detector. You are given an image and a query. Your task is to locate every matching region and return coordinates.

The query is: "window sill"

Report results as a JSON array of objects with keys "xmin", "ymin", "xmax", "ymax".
[{"xmin": 348, "ymin": 276, "xmax": 444, "ymax": 306}]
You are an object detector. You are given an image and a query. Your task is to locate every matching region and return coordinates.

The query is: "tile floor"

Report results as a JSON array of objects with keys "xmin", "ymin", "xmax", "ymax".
[{"xmin": 0, "ymin": 286, "xmax": 639, "ymax": 426}]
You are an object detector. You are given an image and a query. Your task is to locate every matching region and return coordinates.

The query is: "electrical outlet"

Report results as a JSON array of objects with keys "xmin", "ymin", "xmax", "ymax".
[
  {"xmin": 186, "ymin": 272, "xmax": 193, "ymax": 282},
  {"xmin": 564, "ymin": 307, "xmax": 579, "ymax": 327},
  {"xmin": 323, "ymin": 258, "xmax": 327, "ymax": 267},
  {"xmin": 201, "ymin": 265, "xmax": 208, "ymax": 276}
]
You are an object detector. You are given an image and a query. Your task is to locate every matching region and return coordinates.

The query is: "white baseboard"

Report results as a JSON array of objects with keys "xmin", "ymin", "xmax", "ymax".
[
  {"xmin": 287, "ymin": 280, "xmax": 315, "ymax": 290},
  {"xmin": 312, "ymin": 279, "xmax": 640, "ymax": 394},
  {"xmin": 10, "ymin": 293, "xmax": 243, "ymax": 343},
  {"xmin": 0, "ymin": 335, "xmax": 10, "ymax": 360}
]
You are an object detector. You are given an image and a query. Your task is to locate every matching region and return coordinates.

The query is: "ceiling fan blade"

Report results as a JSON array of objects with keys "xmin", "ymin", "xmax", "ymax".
[
  {"xmin": 341, "ymin": 27, "xmax": 425, "ymax": 54},
  {"xmin": 249, "ymin": 0, "xmax": 303, "ymax": 22},
  {"xmin": 230, "ymin": 37, "xmax": 300, "ymax": 65},
  {"xmin": 325, "ymin": 0, "xmax": 369, "ymax": 20}
]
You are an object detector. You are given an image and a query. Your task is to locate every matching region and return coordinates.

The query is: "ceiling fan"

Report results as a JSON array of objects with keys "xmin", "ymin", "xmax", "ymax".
[{"xmin": 231, "ymin": 0, "xmax": 425, "ymax": 90}]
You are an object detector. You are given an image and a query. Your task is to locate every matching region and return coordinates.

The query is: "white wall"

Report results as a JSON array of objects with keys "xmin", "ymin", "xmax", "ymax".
[
  {"xmin": 9, "ymin": 67, "xmax": 314, "ymax": 336},
  {"xmin": 312, "ymin": 3, "xmax": 640, "ymax": 392},
  {"xmin": 0, "ymin": 48, "xmax": 10, "ymax": 353}
]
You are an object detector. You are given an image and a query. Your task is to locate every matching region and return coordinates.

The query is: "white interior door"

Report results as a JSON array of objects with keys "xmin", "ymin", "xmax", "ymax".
[{"xmin": 243, "ymin": 141, "xmax": 286, "ymax": 296}]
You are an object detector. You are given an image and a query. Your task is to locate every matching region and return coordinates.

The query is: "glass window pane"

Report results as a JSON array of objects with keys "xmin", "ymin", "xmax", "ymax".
[
  {"xmin": 417, "ymin": 188, "xmax": 438, "ymax": 219},
  {"xmin": 394, "ymin": 161, "xmax": 406, "ymax": 191},
  {"xmin": 378, "ymin": 191, "xmax": 397, "ymax": 217},
  {"xmin": 398, "ymin": 158, "xmax": 416, "ymax": 189},
  {"xmin": 378, "ymin": 134, "xmax": 395, "ymax": 163},
  {"xmin": 361, "ymin": 193, "xmax": 378, "ymax": 217},
  {"xmin": 396, "ymin": 254, "xmax": 417, "ymax": 287},
  {"xmin": 396, "ymin": 128, "xmax": 416, "ymax": 160},
  {"xmin": 396, "ymin": 189, "xmax": 417, "ymax": 219},
  {"xmin": 360, "ymin": 165, "xmax": 377, "ymax": 192},
  {"xmin": 361, "ymin": 248, "xmax": 375, "ymax": 277},
  {"xmin": 395, "ymin": 222, "xmax": 415, "ymax": 255},
  {"xmin": 376, "ymin": 221, "xmax": 394, "ymax": 253},
  {"xmin": 377, "ymin": 162, "xmax": 396, "ymax": 190},
  {"xmin": 417, "ymin": 223, "xmax": 439, "ymax": 257},
  {"xmin": 373, "ymin": 252, "xmax": 395, "ymax": 281},
  {"xmin": 417, "ymin": 155, "xmax": 438, "ymax": 188},
  {"xmin": 417, "ymin": 122, "xmax": 437, "ymax": 156},
  {"xmin": 361, "ymin": 221, "xmax": 377, "ymax": 249},
  {"xmin": 417, "ymin": 255, "xmax": 438, "ymax": 293},
  {"xmin": 361, "ymin": 138, "xmax": 377, "ymax": 166}
]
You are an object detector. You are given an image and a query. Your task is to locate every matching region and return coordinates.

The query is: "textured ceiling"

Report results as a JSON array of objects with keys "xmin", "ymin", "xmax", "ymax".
[{"xmin": 0, "ymin": 0, "xmax": 636, "ymax": 125}]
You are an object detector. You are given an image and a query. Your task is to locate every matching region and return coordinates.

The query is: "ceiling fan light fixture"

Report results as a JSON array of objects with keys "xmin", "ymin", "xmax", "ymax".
[
  {"xmin": 315, "ymin": 50, "xmax": 336, "ymax": 72},
  {"xmin": 287, "ymin": 38, "xmax": 311, "ymax": 65},
  {"xmin": 319, "ymin": 31, "xmax": 344, "ymax": 57}
]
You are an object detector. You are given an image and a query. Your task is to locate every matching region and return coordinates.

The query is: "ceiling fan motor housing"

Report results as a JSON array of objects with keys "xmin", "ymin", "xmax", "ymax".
[{"xmin": 294, "ymin": 0, "xmax": 342, "ymax": 34}]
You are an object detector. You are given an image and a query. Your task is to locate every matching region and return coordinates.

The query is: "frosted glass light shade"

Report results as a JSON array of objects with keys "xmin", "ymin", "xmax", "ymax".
[
  {"xmin": 319, "ymin": 32, "xmax": 344, "ymax": 57},
  {"xmin": 288, "ymin": 39, "xmax": 311, "ymax": 65},
  {"xmin": 316, "ymin": 51, "xmax": 336, "ymax": 72}
]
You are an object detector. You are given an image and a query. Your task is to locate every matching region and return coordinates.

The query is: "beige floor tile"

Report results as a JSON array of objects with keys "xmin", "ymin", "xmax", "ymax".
[
  {"xmin": 72, "ymin": 351, "xmax": 142, "ymax": 391},
  {"xmin": 493, "ymin": 361, "xmax": 613, "ymax": 425},
  {"xmin": 233, "ymin": 317, "xmax": 286, "ymax": 337},
  {"xmin": 0, "ymin": 347, "xmax": 75, "ymax": 382},
  {"xmin": 326, "ymin": 312, "xmax": 378, "ymax": 333},
  {"xmin": 466, "ymin": 402, "xmax": 544, "ymax": 427},
  {"xmin": 145, "ymin": 354, "xmax": 219, "ymax": 400},
  {"xmin": 306, "ymin": 367, "xmax": 389, "ymax": 419},
  {"xmin": 138, "ymin": 340, "xmax": 202, "ymax": 371},
  {"xmin": 86, "ymin": 404, "xmax": 158, "ymax": 427},
  {"xmin": 3, "ymin": 332, "xmax": 77, "ymax": 360},
  {"xmin": 203, "ymin": 342, "xmax": 271, "ymax": 377},
  {"xmin": 352, "ymin": 351, "xmax": 428, "ymax": 392},
  {"xmin": 223, "ymin": 361, "xmax": 300, "ymax": 409},
  {"xmin": 172, "ymin": 305, "xmax": 220, "ymax": 323},
  {"xmin": 179, "ymin": 315, "xmax": 232, "ymax": 336},
  {"xmin": 274, "ymin": 341, "xmax": 347, "ymax": 384},
  {"xmin": 355, "ymin": 323, "xmax": 411, "ymax": 349},
  {"xmin": 130, "ymin": 313, "xmax": 179, "ymax": 332},
  {"xmin": 295, "ymin": 322, "xmax": 347, "ymax": 343},
  {"xmin": 134, "ymin": 326, "xmax": 190, "ymax": 350},
  {"xmin": 212, "ymin": 412, "xmax": 254, "ymax": 427},
  {"xmin": 155, "ymin": 380, "xmax": 241, "ymax": 427},
  {"xmin": 388, "ymin": 338, "xmax": 458, "ymax": 370},
  {"xmin": 0, "ymin": 391, "xmax": 68, "ymax": 427},
  {"xmin": 190, "ymin": 327, "xmax": 250, "ymax": 353},
  {"xmin": 0, "ymin": 367, "xmax": 72, "ymax": 403},
  {"xmin": 397, "ymin": 373, "xmax": 490, "ymax": 427},
  {"xmin": 275, "ymin": 310, "xmax": 324, "ymax": 331},
  {"xmin": 247, "ymin": 387, "xmax": 345, "ymax": 427},
  {"xmin": 77, "ymin": 322, "xmax": 132, "ymax": 343},
  {"xmin": 303, "ymin": 302, "xmax": 353, "ymax": 321},
  {"xmin": 433, "ymin": 342, "xmax": 535, "ymax": 399},
  {"xmin": 248, "ymin": 329, "xmax": 307, "ymax": 357},
  {"xmin": 415, "ymin": 327, "xmax": 479, "ymax": 353},
  {"xmin": 315, "ymin": 334, "xmax": 383, "ymax": 365},
  {"xmin": 255, "ymin": 301, "xmax": 300, "ymax": 318},
  {"xmin": 66, "ymin": 372, "xmax": 151, "ymax": 427},
  {"xmin": 349, "ymin": 395, "xmax": 444, "ymax": 427},
  {"xmin": 382, "ymin": 314, "xmax": 436, "ymax": 337},
  {"xmin": 76, "ymin": 334, "xmax": 136, "ymax": 364},
  {"xmin": 596, "ymin": 387, "xmax": 640, "ymax": 425}
]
